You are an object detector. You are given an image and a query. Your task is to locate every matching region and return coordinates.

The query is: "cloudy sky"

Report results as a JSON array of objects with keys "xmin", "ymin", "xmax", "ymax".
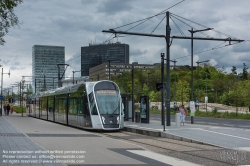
[{"xmin": 1, "ymin": 0, "xmax": 250, "ymax": 92}]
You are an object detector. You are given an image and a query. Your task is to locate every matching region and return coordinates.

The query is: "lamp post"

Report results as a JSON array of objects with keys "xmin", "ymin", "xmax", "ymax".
[
  {"xmin": 72, "ymin": 70, "xmax": 82, "ymax": 84},
  {"xmin": 107, "ymin": 59, "xmax": 119, "ymax": 80},
  {"xmin": 147, "ymin": 72, "xmax": 151, "ymax": 95},
  {"xmin": 189, "ymin": 28, "xmax": 212, "ymax": 124},
  {"xmin": 196, "ymin": 60, "xmax": 209, "ymax": 110},
  {"xmin": 206, "ymin": 73, "xmax": 208, "ymax": 112},
  {"xmin": 170, "ymin": 59, "xmax": 177, "ymax": 102},
  {"xmin": 1, "ymin": 68, "xmax": 10, "ymax": 115},
  {"xmin": 57, "ymin": 64, "xmax": 69, "ymax": 87},
  {"xmin": 131, "ymin": 62, "xmax": 137, "ymax": 122}
]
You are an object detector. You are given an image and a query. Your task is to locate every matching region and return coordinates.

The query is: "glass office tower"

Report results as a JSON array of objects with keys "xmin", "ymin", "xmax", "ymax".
[
  {"xmin": 81, "ymin": 42, "xmax": 129, "ymax": 76},
  {"xmin": 32, "ymin": 45, "xmax": 65, "ymax": 92}
]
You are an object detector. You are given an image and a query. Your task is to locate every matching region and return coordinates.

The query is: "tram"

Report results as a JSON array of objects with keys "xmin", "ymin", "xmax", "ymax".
[{"xmin": 27, "ymin": 80, "xmax": 124, "ymax": 130}]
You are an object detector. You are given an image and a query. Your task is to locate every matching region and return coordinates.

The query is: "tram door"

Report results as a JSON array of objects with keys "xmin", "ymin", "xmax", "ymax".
[
  {"xmin": 121, "ymin": 94, "xmax": 129, "ymax": 121},
  {"xmin": 82, "ymin": 93, "xmax": 92, "ymax": 127}
]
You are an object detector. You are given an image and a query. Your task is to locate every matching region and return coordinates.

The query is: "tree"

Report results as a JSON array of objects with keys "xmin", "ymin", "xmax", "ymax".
[
  {"xmin": 0, "ymin": 0, "xmax": 23, "ymax": 45},
  {"xmin": 231, "ymin": 66, "xmax": 237, "ymax": 75},
  {"xmin": 242, "ymin": 63, "xmax": 248, "ymax": 80}
]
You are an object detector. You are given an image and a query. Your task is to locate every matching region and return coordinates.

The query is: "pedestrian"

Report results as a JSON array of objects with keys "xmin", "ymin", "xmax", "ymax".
[
  {"xmin": 178, "ymin": 104, "xmax": 187, "ymax": 126},
  {"xmin": 6, "ymin": 104, "xmax": 10, "ymax": 115},
  {"xmin": 3, "ymin": 104, "xmax": 7, "ymax": 115}
]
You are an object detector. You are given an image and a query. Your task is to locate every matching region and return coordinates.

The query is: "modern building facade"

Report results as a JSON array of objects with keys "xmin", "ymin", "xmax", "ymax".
[
  {"xmin": 32, "ymin": 45, "xmax": 65, "ymax": 91},
  {"xmin": 81, "ymin": 42, "xmax": 129, "ymax": 76},
  {"xmin": 89, "ymin": 62, "xmax": 161, "ymax": 80}
]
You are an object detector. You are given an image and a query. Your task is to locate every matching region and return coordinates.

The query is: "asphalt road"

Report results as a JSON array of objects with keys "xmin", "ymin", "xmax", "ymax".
[{"xmin": 150, "ymin": 114, "xmax": 250, "ymax": 129}]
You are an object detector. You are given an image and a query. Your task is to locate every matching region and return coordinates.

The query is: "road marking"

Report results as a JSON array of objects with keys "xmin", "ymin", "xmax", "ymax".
[
  {"xmin": 222, "ymin": 124, "xmax": 234, "ymax": 127},
  {"xmin": 239, "ymin": 125, "xmax": 250, "ymax": 128},
  {"xmin": 208, "ymin": 123, "xmax": 219, "ymax": 125},
  {"xmin": 128, "ymin": 150, "xmax": 202, "ymax": 166},
  {"xmin": 237, "ymin": 147, "xmax": 250, "ymax": 152},
  {"xmin": 196, "ymin": 122, "xmax": 205, "ymax": 123},
  {"xmin": 197, "ymin": 128, "xmax": 250, "ymax": 141}
]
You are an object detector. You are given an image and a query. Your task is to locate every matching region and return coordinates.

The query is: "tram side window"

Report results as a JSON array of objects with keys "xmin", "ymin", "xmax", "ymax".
[{"xmin": 88, "ymin": 92, "xmax": 98, "ymax": 115}]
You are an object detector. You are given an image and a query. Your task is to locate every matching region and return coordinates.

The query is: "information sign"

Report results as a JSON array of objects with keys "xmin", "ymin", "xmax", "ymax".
[{"xmin": 190, "ymin": 101, "xmax": 195, "ymax": 116}]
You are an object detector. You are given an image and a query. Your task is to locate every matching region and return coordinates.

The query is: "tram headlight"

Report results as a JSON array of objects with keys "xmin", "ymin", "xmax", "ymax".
[
  {"xmin": 102, "ymin": 116, "xmax": 105, "ymax": 124},
  {"xmin": 117, "ymin": 116, "xmax": 119, "ymax": 124}
]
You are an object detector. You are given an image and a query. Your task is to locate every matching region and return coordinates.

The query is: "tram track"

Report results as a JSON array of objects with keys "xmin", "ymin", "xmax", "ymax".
[{"xmin": 99, "ymin": 131, "xmax": 250, "ymax": 166}]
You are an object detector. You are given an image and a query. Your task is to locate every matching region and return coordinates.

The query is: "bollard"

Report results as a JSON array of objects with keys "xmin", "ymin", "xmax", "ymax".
[{"xmin": 175, "ymin": 113, "xmax": 180, "ymax": 127}]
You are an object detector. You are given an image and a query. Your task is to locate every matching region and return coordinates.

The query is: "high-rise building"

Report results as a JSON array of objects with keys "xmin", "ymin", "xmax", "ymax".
[
  {"xmin": 81, "ymin": 42, "xmax": 129, "ymax": 76},
  {"xmin": 32, "ymin": 45, "xmax": 65, "ymax": 91}
]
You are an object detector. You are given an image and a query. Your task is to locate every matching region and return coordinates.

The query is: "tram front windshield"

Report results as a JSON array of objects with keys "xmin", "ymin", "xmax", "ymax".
[{"xmin": 95, "ymin": 90, "xmax": 120, "ymax": 115}]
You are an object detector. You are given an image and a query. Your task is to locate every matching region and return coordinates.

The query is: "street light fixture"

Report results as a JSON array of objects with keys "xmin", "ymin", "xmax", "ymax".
[
  {"xmin": 57, "ymin": 64, "xmax": 69, "ymax": 87},
  {"xmin": 196, "ymin": 59, "xmax": 209, "ymax": 106},
  {"xmin": 189, "ymin": 28, "xmax": 212, "ymax": 124},
  {"xmin": 72, "ymin": 70, "xmax": 82, "ymax": 84},
  {"xmin": 107, "ymin": 59, "xmax": 118, "ymax": 80}
]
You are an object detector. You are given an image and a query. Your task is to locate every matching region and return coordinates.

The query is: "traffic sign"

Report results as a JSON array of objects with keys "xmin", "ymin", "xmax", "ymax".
[{"xmin": 0, "ymin": 96, "xmax": 4, "ymax": 100}]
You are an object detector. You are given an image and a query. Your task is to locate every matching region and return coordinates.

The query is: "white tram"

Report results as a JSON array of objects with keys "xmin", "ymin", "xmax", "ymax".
[{"xmin": 27, "ymin": 80, "xmax": 124, "ymax": 130}]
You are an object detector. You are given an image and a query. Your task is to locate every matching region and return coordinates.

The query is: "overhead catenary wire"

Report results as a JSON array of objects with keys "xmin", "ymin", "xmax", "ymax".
[
  {"xmin": 170, "ymin": 13, "xmax": 238, "ymax": 40},
  {"xmin": 112, "ymin": 0, "xmax": 185, "ymax": 30},
  {"xmin": 173, "ymin": 41, "xmax": 242, "ymax": 61},
  {"xmin": 170, "ymin": 16, "xmax": 185, "ymax": 37},
  {"xmin": 151, "ymin": 15, "xmax": 166, "ymax": 34},
  {"xmin": 170, "ymin": 14, "xmax": 212, "ymax": 38},
  {"xmin": 66, "ymin": 33, "xmax": 115, "ymax": 63},
  {"xmin": 66, "ymin": 1, "xmax": 186, "ymax": 64}
]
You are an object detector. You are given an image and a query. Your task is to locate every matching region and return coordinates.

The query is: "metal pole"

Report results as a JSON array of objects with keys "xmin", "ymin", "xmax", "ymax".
[
  {"xmin": 109, "ymin": 61, "xmax": 111, "ymax": 80},
  {"xmin": 73, "ymin": 71, "xmax": 75, "ymax": 85},
  {"xmin": 166, "ymin": 11, "xmax": 171, "ymax": 126},
  {"xmin": 190, "ymin": 28, "xmax": 194, "ymax": 124},
  {"xmin": 161, "ymin": 53, "xmax": 165, "ymax": 130},
  {"xmin": 57, "ymin": 65, "xmax": 60, "ymax": 87},
  {"xmin": 206, "ymin": 73, "xmax": 207, "ymax": 112},
  {"xmin": 197, "ymin": 62, "xmax": 200, "ymax": 110},
  {"xmin": 35, "ymin": 78, "xmax": 36, "ymax": 93},
  {"xmin": 132, "ymin": 64, "xmax": 134, "ymax": 122},
  {"xmin": 44, "ymin": 75, "xmax": 46, "ymax": 91}
]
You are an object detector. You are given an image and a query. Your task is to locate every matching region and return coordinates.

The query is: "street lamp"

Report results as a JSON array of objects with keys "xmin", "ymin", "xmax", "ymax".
[
  {"xmin": 107, "ymin": 59, "xmax": 119, "ymax": 80},
  {"xmin": 170, "ymin": 59, "xmax": 177, "ymax": 102},
  {"xmin": 57, "ymin": 64, "xmax": 69, "ymax": 87},
  {"xmin": 72, "ymin": 70, "xmax": 82, "ymax": 84},
  {"xmin": 147, "ymin": 72, "xmax": 151, "ymax": 95},
  {"xmin": 189, "ymin": 28, "xmax": 212, "ymax": 125},
  {"xmin": 196, "ymin": 59, "xmax": 209, "ymax": 108},
  {"xmin": 131, "ymin": 62, "xmax": 138, "ymax": 122}
]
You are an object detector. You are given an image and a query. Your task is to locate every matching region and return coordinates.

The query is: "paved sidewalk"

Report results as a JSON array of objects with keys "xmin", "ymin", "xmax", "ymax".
[
  {"xmin": 0, "ymin": 115, "xmax": 63, "ymax": 166},
  {"xmin": 1, "ymin": 114, "xmax": 202, "ymax": 166},
  {"xmin": 124, "ymin": 120, "xmax": 250, "ymax": 152}
]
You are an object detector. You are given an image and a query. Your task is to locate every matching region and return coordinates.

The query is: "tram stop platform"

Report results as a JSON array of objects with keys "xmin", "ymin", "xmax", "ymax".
[
  {"xmin": 124, "ymin": 119, "xmax": 250, "ymax": 152},
  {"xmin": 1, "ymin": 113, "xmax": 204, "ymax": 166}
]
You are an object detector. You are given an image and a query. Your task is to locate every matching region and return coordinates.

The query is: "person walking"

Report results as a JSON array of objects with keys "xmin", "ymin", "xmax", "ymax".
[
  {"xmin": 178, "ymin": 104, "xmax": 187, "ymax": 126},
  {"xmin": 3, "ymin": 104, "xmax": 7, "ymax": 115},
  {"xmin": 6, "ymin": 104, "xmax": 10, "ymax": 116}
]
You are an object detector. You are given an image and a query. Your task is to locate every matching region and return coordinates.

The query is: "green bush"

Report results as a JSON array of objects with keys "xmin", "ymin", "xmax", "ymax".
[{"xmin": 13, "ymin": 106, "xmax": 26, "ymax": 114}]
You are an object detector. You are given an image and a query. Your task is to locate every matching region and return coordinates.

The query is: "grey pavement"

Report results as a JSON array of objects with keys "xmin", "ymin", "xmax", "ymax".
[
  {"xmin": 124, "ymin": 119, "xmax": 250, "ymax": 152},
  {"xmin": 0, "ymin": 113, "xmax": 201, "ymax": 166}
]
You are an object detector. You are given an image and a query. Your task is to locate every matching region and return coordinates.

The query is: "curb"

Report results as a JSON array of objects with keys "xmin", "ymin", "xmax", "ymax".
[{"xmin": 123, "ymin": 126, "xmax": 220, "ymax": 147}]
